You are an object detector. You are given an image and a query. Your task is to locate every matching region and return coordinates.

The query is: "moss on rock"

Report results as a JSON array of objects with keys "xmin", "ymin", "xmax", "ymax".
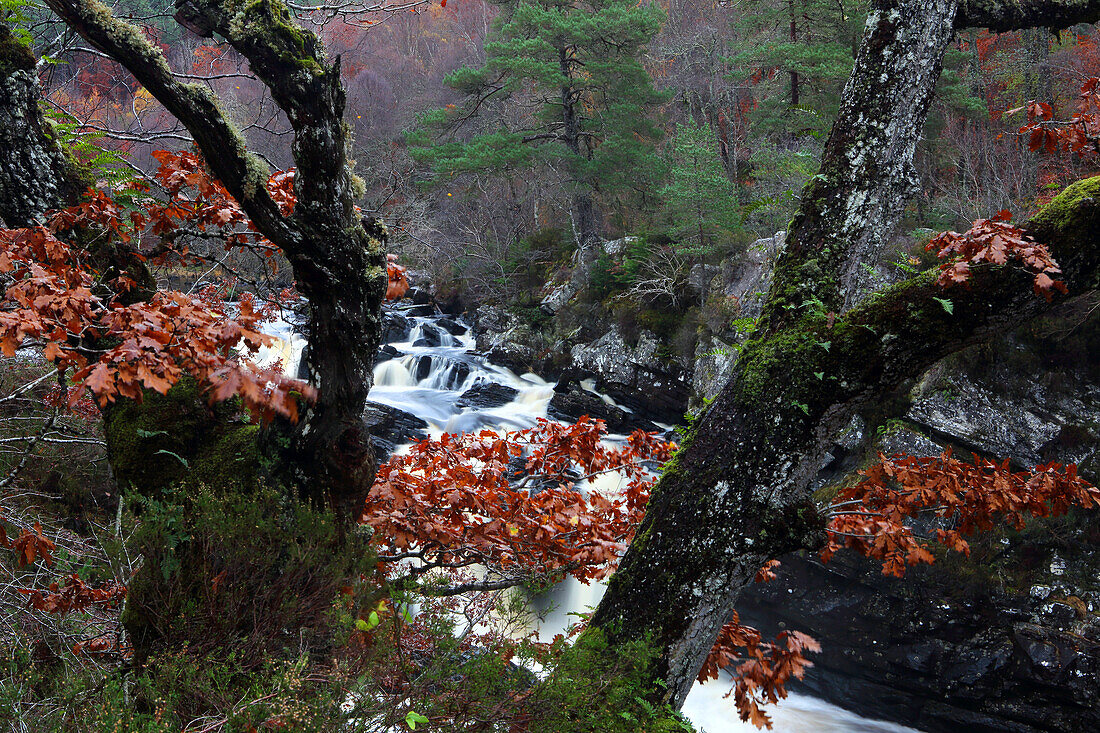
[{"xmin": 103, "ymin": 378, "xmax": 260, "ymax": 496}]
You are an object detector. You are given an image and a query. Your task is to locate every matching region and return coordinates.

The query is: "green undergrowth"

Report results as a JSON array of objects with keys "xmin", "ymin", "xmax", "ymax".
[{"xmin": 521, "ymin": 628, "xmax": 696, "ymax": 733}]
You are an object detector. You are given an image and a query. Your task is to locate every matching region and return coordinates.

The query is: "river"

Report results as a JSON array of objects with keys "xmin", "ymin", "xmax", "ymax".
[{"xmin": 259, "ymin": 305, "xmax": 919, "ymax": 733}]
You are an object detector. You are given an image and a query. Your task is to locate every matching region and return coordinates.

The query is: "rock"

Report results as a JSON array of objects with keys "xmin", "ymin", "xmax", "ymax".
[
  {"xmin": 691, "ymin": 231, "xmax": 786, "ymax": 402},
  {"xmin": 734, "ymin": 307, "xmax": 1100, "ymax": 733},
  {"xmin": 375, "ymin": 344, "xmax": 400, "ymax": 365},
  {"xmin": 473, "ymin": 305, "xmax": 547, "ymax": 374},
  {"xmin": 363, "ymin": 402, "xmax": 428, "ymax": 460},
  {"xmin": 409, "ymin": 355, "xmax": 470, "ymax": 389},
  {"xmin": 567, "ymin": 326, "xmax": 689, "ymax": 424},
  {"xmin": 394, "ymin": 303, "xmax": 436, "ymax": 318},
  {"xmin": 687, "ymin": 263, "xmax": 719, "ymax": 299},
  {"xmin": 539, "ymin": 277, "xmax": 582, "ymax": 315},
  {"xmin": 602, "ymin": 236, "xmax": 638, "ymax": 257},
  {"xmin": 738, "ymin": 551, "xmax": 1100, "ymax": 733},
  {"xmin": 457, "ymin": 383, "xmax": 519, "ymax": 410},
  {"xmin": 547, "ymin": 381, "xmax": 660, "ymax": 435},
  {"xmin": 383, "ymin": 311, "xmax": 412, "ymax": 343},
  {"xmin": 436, "ymin": 316, "xmax": 467, "ymax": 336},
  {"xmin": 404, "ymin": 285, "xmax": 433, "ymax": 306},
  {"xmin": 412, "ymin": 323, "xmax": 448, "ymax": 347}
]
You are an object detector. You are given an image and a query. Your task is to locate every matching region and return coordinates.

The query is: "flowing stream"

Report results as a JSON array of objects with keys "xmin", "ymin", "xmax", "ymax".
[{"xmin": 263, "ymin": 306, "xmax": 918, "ymax": 733}]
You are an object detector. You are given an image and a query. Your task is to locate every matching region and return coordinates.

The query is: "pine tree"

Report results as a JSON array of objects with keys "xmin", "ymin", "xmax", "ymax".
[
  {"xmin": 410, "ymin": 0, "xmax": 667, "ymax": 261},
  {"xmin": 660, "ymin": 117, "xmax": 741, "ymax": 255}
]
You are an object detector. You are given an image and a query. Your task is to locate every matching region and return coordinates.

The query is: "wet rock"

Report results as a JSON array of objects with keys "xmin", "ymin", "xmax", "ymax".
[
  {"xmin": 410, "ymin": 355, "xmax": 470, "ymax": 388},
  {"xmin": 363, "ymin": 402, "xmax": 428, "ymax": 460},
  {"xmin": 412, "ymin": 323, "xmax": 448, "ymax": 347},
  {"xmin": 375, "ymin": 344, "xmax": 400, "ymax": 365},
  {"xmin": 436, "ymin": 317, "xmax": 467, "ymax": 336},
  {"xmin": 738, "ymin": 551, "xmax": 1100, "ymax": 733},
  {"xmin": 457, "ymin": 383, "xmax": 519, "ymax": 410},
  {"xmin": 567, "ymin": 327, "xmax": 689, "ymax": 424},
  {"xmin": 383, "ymin": 311, "xmax": 412, "ymax": 343},
  {"xmin": 547, "ymin": 380, "xmax": 660, "ymax": 435}
]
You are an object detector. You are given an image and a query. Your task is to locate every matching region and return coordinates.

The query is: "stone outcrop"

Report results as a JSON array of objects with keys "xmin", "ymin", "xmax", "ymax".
[
  {"xmin": 738, "ymin": 300, "xmax": 1100, "ymax": 732},
  {"xmin": 566, "ymin": 326, "xmax": 690, "ymax": 424}
]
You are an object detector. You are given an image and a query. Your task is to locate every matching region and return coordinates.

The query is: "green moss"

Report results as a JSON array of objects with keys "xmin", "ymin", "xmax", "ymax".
[
  {"xmin": 230, "ymin": 0, "xmax": 322, "ymax": 72},
  {"xmin": 1028, "ymin": 175, "xmax": 1100, "ymax": 237},
  {"xmin": 103, "ymin": 378, "xmax": 260, "ymax": 496},
  {"xmin": 0, "ymin": 24, "xmax": 35, "ymax": 75}
]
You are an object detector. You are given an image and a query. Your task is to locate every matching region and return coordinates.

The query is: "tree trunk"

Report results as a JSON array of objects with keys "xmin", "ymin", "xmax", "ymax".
[
  {"xmin": 44, "ymin": 0, "xmax": 388, "ymax": 516},
  {"xmin": 588, "ymin": 0, "xmax": 1100, "ymax": 709},
  {"xmin": 559, "ymin": 44, "xmax": 601, "ymax": 262},
  {"xmin": 0, "ymin": 25, "xmax": 86, "ymax": 226}
]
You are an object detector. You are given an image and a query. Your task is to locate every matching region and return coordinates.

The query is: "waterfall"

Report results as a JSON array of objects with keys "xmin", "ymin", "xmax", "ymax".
[{"xmin": 261, "ymin": 304, "xmax": 918, "ymax": 733}]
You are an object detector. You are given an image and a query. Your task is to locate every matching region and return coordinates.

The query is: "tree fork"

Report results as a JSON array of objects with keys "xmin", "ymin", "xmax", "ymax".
[{"xmin": 43, "ymin": 0, "xmax": 388, "ymax": 513}]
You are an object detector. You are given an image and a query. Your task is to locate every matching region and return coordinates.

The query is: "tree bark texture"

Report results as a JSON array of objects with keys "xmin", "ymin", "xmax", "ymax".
[
  {"xmin": 0, "ymin": 25, "xmax": 86, "ymax": 227},
  {"xmin": 591, "ymin": 0, "xmax": 1100, "ymax": 709},
  {"xmin": 761, "ymin": 0, "xmax": 959, "ymax": 323},
  {"xmin": 42, "ymin": 0, "xmax": 388, "ymax": 515}
]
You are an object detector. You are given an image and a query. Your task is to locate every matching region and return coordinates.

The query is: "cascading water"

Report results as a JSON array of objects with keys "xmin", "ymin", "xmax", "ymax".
[{"xmin": 264, "ymin": 304, "xmax": 918, "ymax": 733}]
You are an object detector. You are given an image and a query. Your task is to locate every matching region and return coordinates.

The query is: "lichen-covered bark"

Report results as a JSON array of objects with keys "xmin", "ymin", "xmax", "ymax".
[
  {"xmin": 591, "ymin": 177, "xmax": 1100, "ymax": 708},
  {"xmin": 955, "ymin": 0, "xmax": 1100, "ymax": 31},
  {"xmin": 43, "ymin": 0, "xmax": 387, "ymax": 515},
  {"xmin": 759, "ymin": 0, "xmax": 959, "ymax": 326},
  {"xmin": 0, "ymin": 24, "xmax": 86, "ymax": 226}
]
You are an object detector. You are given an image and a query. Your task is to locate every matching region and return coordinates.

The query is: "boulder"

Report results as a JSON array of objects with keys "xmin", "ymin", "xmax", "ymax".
[
  {"xmin": 457, "ymin": 383, "xmax": 519, "ymax": 410},
  {"xmin": 473, "ymin": 305, "xmax": 547, "ymax": 374},
  {"xmin": 547, "ymin": 381, "xmax": 659, "ymax": 435},
  {"xmin": 363, "ymin": 402, "xmax": 429, "ymax": 460},
  {"xmin": 567, "ymin": 327, "xmax": 690, "ymax": 424},
  {"xmin": 382, "ymin": 310, "xmax": 412, "ymax": 344}
]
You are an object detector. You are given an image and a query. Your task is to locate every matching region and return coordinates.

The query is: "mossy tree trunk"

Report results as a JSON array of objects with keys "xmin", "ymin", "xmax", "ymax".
[
  {"xmin": 43, "ymin": 0, "xmax": 388, "ymax": 518},
  {"xmin": 0, "ymin": 23, "xmax": 87, "ymax": 226},
  {"xmin": 588, "ymin": 0, "xmax": 1100, "ymax": 710}
]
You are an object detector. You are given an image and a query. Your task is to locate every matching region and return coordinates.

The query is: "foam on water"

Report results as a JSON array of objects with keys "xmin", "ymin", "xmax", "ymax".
[{"xmin": 263, "ymin": 307, "xmax": 918, "ymax": 733}]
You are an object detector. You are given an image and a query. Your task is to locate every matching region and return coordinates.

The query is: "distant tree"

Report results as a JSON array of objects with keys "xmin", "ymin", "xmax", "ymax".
[
  {"xmin": 659, "ymin": 116, "xmax": 742, "ymax": 254},
  {"xmin": 410, "ymin": 0, "xmax": 667, "ymax": 264}
]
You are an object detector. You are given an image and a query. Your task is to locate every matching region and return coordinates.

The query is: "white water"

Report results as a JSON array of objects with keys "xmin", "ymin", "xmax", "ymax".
[{"xmin": 261, "ymin": 306, "xmax": 919, "ymax": 733}]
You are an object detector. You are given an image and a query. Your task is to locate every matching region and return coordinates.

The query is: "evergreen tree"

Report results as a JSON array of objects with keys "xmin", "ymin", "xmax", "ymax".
[
  {"xmin": 660, "ymin": 117, "xmax": 741, "ymax": 255},
  {"xmin": 729, "ymin": 0, "xmax": 865, "ymax": 143},
  {"xmin": 410, "ymin": 0, "xmax": 667, "ymax": 261}
]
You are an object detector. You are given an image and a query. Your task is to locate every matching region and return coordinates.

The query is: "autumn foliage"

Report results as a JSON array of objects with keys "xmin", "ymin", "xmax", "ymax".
[
  {"xmin": 367, "ymin": 417, "xmax": 674, "ymax": 585},
  {"xmin": 697, "ymin": 612, "xmax": 821, "ymax": 729},
  {"xmin": 0, "ymin": 149, "xmax": 413, "ymax": 423},
  {"xmin": 824, "ymin": 450, "xmax": 1100, "ymax": 577},
  {"xmin": 1014, "ymin": 76, "xmax": 1100, "ymax": 158},
  {"xmin": 927, "ymin": 210, "xmax": 1066, "ymax": 299}
]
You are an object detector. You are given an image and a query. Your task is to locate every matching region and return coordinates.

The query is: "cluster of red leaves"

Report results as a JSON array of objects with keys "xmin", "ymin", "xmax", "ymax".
[
  {"xmin": 1, "ymin": 521, "xmax": 56, "ymax": 567},
  {"xmin": 824, "ymin": 450, "xmax": 1100, "ymax": 577},
  {"xmin": 387, "ymin": 253, "xmax": 410, "ymax": 301},
  {"xmin": 365, "ymin": 417, "xmax": 674, "ymax": 583},
  {"xmin": 1013, "ymin": 77, "xmax": 1100, "ymax": 157},
  {"xmin": 697, "ymin": 611, "xmax": 821, "ymax": 729},
  {"xmin": 18, "ymin": 574, "xmax": 126, "ymax": 617},
  {"xmin": 926, "ymin": 211, "xmax": 1067, "ymax": 299},
  {"xmin": 143, "ymin": 150, "xmax": 295, "ymax": 251},
  {"xmin": 0, "ymin": 218, "xmax": 311, "ymax": 419},
  {"xmin": 42, "ymin": 384, "xmax": 100, "ymax": 420}
]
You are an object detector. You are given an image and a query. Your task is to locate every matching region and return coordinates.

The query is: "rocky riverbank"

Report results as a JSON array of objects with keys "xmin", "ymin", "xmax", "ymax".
[{"xmin": 411, "ymin": 246, "xmax": 1100, "ymax": 732}]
